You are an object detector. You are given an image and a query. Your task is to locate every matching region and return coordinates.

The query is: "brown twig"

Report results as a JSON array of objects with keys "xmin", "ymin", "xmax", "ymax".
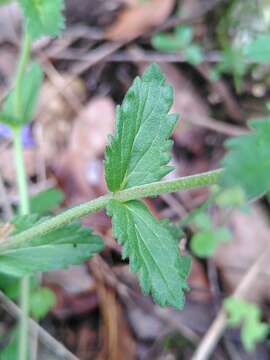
[
  {"xmin": 0, "ymin": 290, "xmax": 79, "ymax": 360},
  {"xmin": 192, "ymin": 247, "xmax": 270, "ymax": 360}
]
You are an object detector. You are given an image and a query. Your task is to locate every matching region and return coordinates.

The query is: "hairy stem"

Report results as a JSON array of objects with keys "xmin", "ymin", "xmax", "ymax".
[
  {"xmin": 14, "ymin": 29, "xmax": 32, "ymax": 360},
  {"xmin": 2, "ymin": 168, "xmax": 223, "ymax": 252},
  {"xmin": 15, "ymin": 32, "xmax": 31, "ymax": 118},
  {"xmin": 13, "ymin": 129, "xmax": 31, "ymax": 360}
]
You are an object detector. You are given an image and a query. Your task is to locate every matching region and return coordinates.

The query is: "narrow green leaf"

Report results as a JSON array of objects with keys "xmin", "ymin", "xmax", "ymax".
[
  {"xmin": 105, "ymin": 64, "xmax": 178, "ymax": 192},
  {"xmin": 0, "ymin": 215, "xmax": 104, "ymax": 276},
  {"xmin": 224, "ymin": 297, "xmax": 268, "ymax": 352},
  {"xmin": 3, "ymin": 62, "xmax": 43, "ymax": 126},
  {"xmin": 107, "ymin": 200, "xmax": 191, "ymax": 309},
  {"xmin": 18, "ymin": 0, "xmax": 65, "ymax": 39},
  {"xmin": 221, "ymin": 119, "xmax": 270, "ymax": 198}
]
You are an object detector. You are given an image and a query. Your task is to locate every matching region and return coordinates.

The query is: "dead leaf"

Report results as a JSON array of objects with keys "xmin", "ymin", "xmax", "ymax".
[
  {"xmin": 214, "ymin": 205, "xmax": 270, "ymax": 303},
  {"xmin": 35, "ymin": 75, "xmax": 86, "ymax": 162},
  {"xmin": 55, "ymin": 97, "xmax": 115, "ymax": 198},
  {"xmin": 70, "ymin": 96, "xmax": 115, "ymax": 157},
  {"xmin": 105, "ymin": 0, "xmax": 175, "ymax": 41},
  {"xmin": 90, "ymin": 257, "xmax": 135, "ymax": 360},
  {"xmin": 188, "ymin": 258, "xmax": 211, "ymax": 302}
]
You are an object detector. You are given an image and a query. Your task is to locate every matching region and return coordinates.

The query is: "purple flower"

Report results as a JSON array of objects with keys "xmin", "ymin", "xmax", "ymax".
[{"xmin": 0, "ymin": 123, "xmax": 36, "ymax": 148}]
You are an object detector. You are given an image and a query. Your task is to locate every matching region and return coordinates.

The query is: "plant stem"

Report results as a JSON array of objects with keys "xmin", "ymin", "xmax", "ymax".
[
  {"xmin": 14, "ymin": 29, "xmax": 32, "ymax": 360},
  {"xmin": 15, "ymin": 32, "xmax": 31, "ymax": 117},
  {"xmin": 2, "ymin": 168, "xmax": 223, "ymax": 251},
  {"xmin": 13, "ymin": 128, "xmax": 31, "ymax": 360}
]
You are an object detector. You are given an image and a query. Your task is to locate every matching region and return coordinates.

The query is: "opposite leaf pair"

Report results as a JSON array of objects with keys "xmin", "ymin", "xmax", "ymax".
[
  {"xmin": 0, "ymin": 64, "xmax": 191, "ymax": 310},
  {"xmin": 105, "ymin": 64, "xmax": 191, "ymax": 309}
]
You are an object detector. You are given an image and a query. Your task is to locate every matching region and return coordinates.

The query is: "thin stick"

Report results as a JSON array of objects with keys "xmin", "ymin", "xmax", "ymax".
[
  {"xmin": 0, "ymin": 291, "xmax": 79, "ymax": 360},
  {"xmin": 192, "ymin": 248, "xmax": 270, "ymax": 360}
]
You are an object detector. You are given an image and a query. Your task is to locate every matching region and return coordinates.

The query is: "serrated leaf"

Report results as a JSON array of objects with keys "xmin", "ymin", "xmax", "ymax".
[
  {"xmin": 105, "ymin": 64, "xmax": 178, "ymax": 192},
  {"xmin": 224, "ymin": 297, "xmax": 268, "ymax": 352},
  {"xmin": 0, "ymin": 214, "xmax": 104, "ymax": 276},
  {"xmin": 18, "ymin": 0, "xmax": 65, "ymax": 39},
  {"xmin": 245, "ymin": 33, "xmax": 270, "ymax": 63},
  {"xmin": 2, "ymin": 62, "xmax": 43, "ymax": 126},
  {"xmin": 107, "ymin": 200, "xmax": 191, "ymax": 309},
  {"xmin": 221, "ymin": 119, "xmax": 270, "ymax": 198},
  {"xmin": 30, "ymin": 188, "xmax": 65, "ymax": 214}
]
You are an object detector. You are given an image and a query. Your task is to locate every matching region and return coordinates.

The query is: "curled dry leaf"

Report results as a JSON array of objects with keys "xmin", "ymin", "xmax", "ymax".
[{"xmin": 105, "ymin": 0, "xmax": 175, "ymax": 41}]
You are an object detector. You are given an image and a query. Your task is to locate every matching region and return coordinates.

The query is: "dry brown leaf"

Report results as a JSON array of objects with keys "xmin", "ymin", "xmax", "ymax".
[
  {"xmin": 214, "ymin": 205, "xmax": 270, "ymax": 303},
  {"xmin": 55, "ymin": 97, "xmax": 115, "ymax": 198},
  {"xmin": 70, "ymin": 96, "xmax": 115, "ymax": 157},
  {"xmin": 35, "ymin": 75, "xmax": 86, "ymax": 162},
  {"xmin": 188, "ymin": 258, "xmax": 211, "ymax": 302},
  {"xmin": 90, "ymin": 257, "xmax": 135, "ymax": 360},
  {"xmin": 105, "ymin": 0, "xmax": 175, "ymax": 41}
]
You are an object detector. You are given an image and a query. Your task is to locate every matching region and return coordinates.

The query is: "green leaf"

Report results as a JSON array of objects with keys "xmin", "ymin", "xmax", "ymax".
[
  {"xmin": 191, "ymin": 213, "xmax": 231, "ymax": 257},
  {"xmin": 105, "ymin": 64, "xmax": 178, "ymax": 192},
  {"xmin": 224, "ymin": 297, "xmax": 268, "ymax": 352},
  {"xmin": 245, "ymin": 33, "xmax": 270, "ymax": 63},
  {"xmin": 1, "ymin": 328, "xmax": 20, "ymax": 360},
  {"xmin": 107, "ymin": 200, "xmax": 191, "ymax": 309},
  {"xmin": 18, "ymin": 0, "xmax": 65, "ymax": 39},
  {"xmin": 0, "ymin": 214, "xmax": 104, "ymax": 276},
  {"xmin": 185, "ymin": 44, "xmax": 203, "ymax": 65},
  {"xmin": 191, "ymin": 228, "xmax": 231, "ymax": 258},
  {"xmin": 213, "ymin": 47, "xmax": 248, "ymax": 92},
  {"xmin": 30, "ymin": 188, "xmax": 65, "ymax": 214},
  {"xmin": 215, "ymin": 186, "xmax": 246, "ymax": 208},
  {"xmin": 2, "ymin": 62, "xmax": 43, "ymax": 126},
  {"xmin": 221, "ymin": 119, "xmax": 270, "ymax": 198},
  {"xmin": 30, "ymin": 287, "xmax": 56, "ymax": 320},
  {"xmin": 151, "ymin": 26, "xmax": 193, "ymax": 53},
  {"xmin": 0, "ymin": 0, "xmax": 13, "ymax": 5},
  {"xmin": 0, "ymin": 112, "xmax": 19, "ymax": 127}
]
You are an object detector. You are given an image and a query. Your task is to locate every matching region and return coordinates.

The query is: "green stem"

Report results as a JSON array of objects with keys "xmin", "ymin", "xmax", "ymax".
[
  {"xmin": 13, "ymin": 29, "xmax": 32, "ymax": 360},
  {"xmin": 2, "ymin": 168, "xmax": 223, "ymax": 251},
  {"xmin": 15, "ymin": 32, "xmax": 31, "ymax": 118},
  {"xmin": 13, "ymin": 128, "xmax": 31, "ymax": 360}
]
